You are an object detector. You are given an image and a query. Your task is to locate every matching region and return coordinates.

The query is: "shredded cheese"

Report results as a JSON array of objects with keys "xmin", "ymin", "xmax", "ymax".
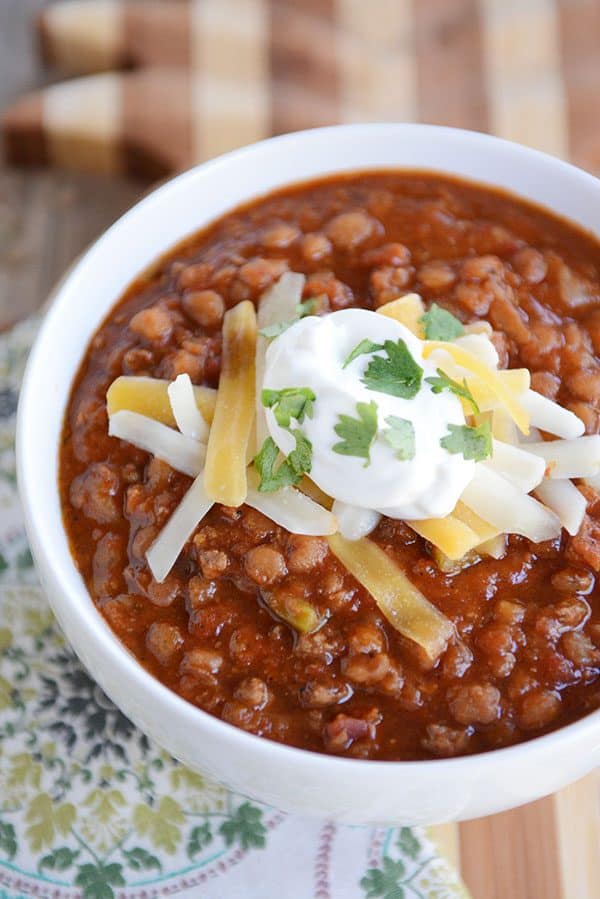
[
  {"xmin": 484, "ymin": 440, "xmax": 546, "ymax": 493},
  {"xmin": 146, "ymin": 473, "xmax": 213, "ymax": 582},
  {"xmin": 331, "ymin": 500, "xmax": 381, "ymax": 541},
  {"xmin": 255, "ymin": 272, "xmax": 305, "ymax": 448},
  {"xmin": 407, "ymin": 514, "xmax": 484, "ymax": 561},
  {"xmin": 534, "ymin": 479, "xmax": 587, "ymax": 536},
  {"xmin": 246, "ymin": 469, "xmax": 337, "ymax": 536},
  {"xmin": 107, "ymin": 375, "xmax": 216, "ymax": 427},
  {"xmin": 204, "ymin": 300, "xmax": 257, "ymax": 506},
  {"xmin": 461, "ymin": 466, "xmax": 561, "ymax": 543},
  {"xmin": 168, "ymin": 373, "xmax": 209, "ymax": 441},
  {"xmin": 376, "ymin": 293, "xmax": 425, "ymax": 336},
  {"xmin": 109, "ymin": 410, "xmax": 205, "ymax": 477},
  {"xmin": 525, "ymin": 436, "xmax": 600, "ymax": 480},
  {"xmin": 328, "ymin": 533, "xmax": 454, "ymax": 663},
  {"xmin": 423, "ymin": 341, "xmax": 530, "ymax": 433},
  {"xmin": 520, "ymin": 390, "xmax": 585, "ymax": 439}
]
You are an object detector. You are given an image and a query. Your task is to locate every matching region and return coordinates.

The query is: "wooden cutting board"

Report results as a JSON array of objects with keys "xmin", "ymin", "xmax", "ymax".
[{"xmin": 2, "ymin": 3, "xmax": 600, "ymax": 897}]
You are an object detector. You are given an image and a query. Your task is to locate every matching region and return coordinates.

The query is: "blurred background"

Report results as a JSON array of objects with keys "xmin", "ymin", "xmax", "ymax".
[{"xmin": 1, "ymin": 2, "xmax": 599, "ymax": 897}]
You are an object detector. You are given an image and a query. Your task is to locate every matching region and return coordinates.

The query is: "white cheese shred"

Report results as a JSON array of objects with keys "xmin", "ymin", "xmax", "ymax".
[
  {"xmin": 146, "ymin": 473, "xmax": 213, "ymax": 582},
  {"xmin": 331, "ymin": 500, "xmax": 381, "ymax": 541},
  {"xmin": 520, "ymin": 390, "xmax": 585, "ymax": 439},
  {"xmin": 108, "ymin": 410, "xmax": 205, "ymax": 478},
  {"xmin": 168, "ymin": 373, "xmax": 209, "ymax": 441},
  {"xmin": 246, "ymin": 468, "xmax": 337, "ymax": 536},
  {"xmin": 525, "ymin": 436, "xmax": 600, "ymax": 480},
  {"xmin": 534, "ymin": 479, "xmax": 587, "ymax": 536},
  {"xmin": 484, "ymin": 440, "xmax": 546, "ymax": 493},
  {"xmin": 461, "ymin": 466, "xmax": 561, "ymax": 543}
]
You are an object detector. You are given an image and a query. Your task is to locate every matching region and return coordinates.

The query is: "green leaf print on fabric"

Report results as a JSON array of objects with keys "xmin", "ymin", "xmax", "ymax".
[
  {"xmin": 219, "ymin": 802, "xmax": 267, "ymax": 851},
  {"xmin": 187, "ymin": 823, "xmax": 213, "ymax": 859},
  {"xmin": 122, "ymin": 847, "xmax": 162, "ymax": 873},
  {"xmin": 74, "ymin": 862, "xmax": 125, "ymax": 899},
  {"xmin": 0, "ymin": 821, "xmax": 17, "ymax": 860},
  {"xmin": 397, "ymin": 828, "xmax": 421, "ymax": 861},
  {"xmin": 361, "ymin": 857, "xmax": 406, "ymax": 898},
  {"xmin": 133, "ymin": 797, "xmax": 185, "ymax": 854},
  {"xmin": 25, "ymin": 795, "xmax": 76, "ymax": 852},
  {"xmin": 38, "ymin": 846, "xmax": 79, "ymax": 872}
]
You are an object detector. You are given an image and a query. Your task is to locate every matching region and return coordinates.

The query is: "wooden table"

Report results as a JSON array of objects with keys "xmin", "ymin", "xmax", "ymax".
[{"xmin": 2, "ymin": 2, "xmax": 599, "ymax": 896}]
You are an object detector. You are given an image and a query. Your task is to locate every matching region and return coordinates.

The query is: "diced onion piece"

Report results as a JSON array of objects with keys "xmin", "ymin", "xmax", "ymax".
[
  {"xmin": 461, "ymin": 466, "xmax": 561, "ymax": 542},
  {"xmin": 407, "ymin": 514, "xmax": 483, "ymax": 561},
  {"xmin": 332, "ymin": 500, "xmax": 381, "ymax": 541},
  {"xmin": 204, "ymin": 300, "xmax": 257, "ymax": 506},
  {"xmin": 478, "ymin": 534, "xmax": 507, "ymax": 559},
  {"xmin": 328, "ymin": 534, "xmax": 454, "ymax": 663},
  {"xmin": 255, "ymin": 272, "xmax": 305, "ymax": 448},
  {"xmin": 146, "ymin": 473, "xmax": 213, "ymax": 582},
  {"xmin": 534, "ymin": 479, "xmax": 587, "ymax": 537},
  {"xmin": 483, "ymin": 440, "xmax": 546, "ymax": 493},
  {"xmin": 525, "ymin": 436, "xmax": 600, "ymax": 479},
  {"xmin": 453, "ymin": 334, "xmax": 499, "ymax": 369},
  {"xmin": 107, "ymin": 375, "xmax": 216, "ymax": 427},
  {"xmin": 424, "ymin": 341, "xmax": 530, "ymax": 433},
  {"xmin": 168, "ymin": 373, "xmax": 209, "ymax": 441},
  {"xmin": 109, "ymin": 410, "xmax": 205, "ymax": 477},
  {"xmin": 492, "ymin": 407, "xmax": 519, "ymax": 444},
  {"xmin": 246, "ymin": 468, "xmax": 337, "ymax": 536},
  {"xmin": 263, "ymin": 591, "xmax": 322, "ymax": 634},
  {"xmin": 377, "ymin": 293, "xmax": 425, "ymax": 336},
  {"xmin": 520, "ymin": 389, "xmax": 585, "ymax": 439},
  {"xmin": 452, "ymin": 501, "xmax": 500, "ymax": 543}
]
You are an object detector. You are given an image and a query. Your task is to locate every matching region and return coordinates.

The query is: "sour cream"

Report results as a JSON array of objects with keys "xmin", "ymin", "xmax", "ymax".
[{"xmin": 262, "ymin": 308, "xmax": 475, "ymax": 520}]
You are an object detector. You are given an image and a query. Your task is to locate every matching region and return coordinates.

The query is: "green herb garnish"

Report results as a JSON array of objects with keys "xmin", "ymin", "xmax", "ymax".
[
  {"xmin": 332, "ymin": 401, "xmax": 378, "ymax": 467},
  {"xmin": 261, "ymin": 387, "xmax": 315, "ymax": 427},
  {"xmin": 425, "ymin": 368, "xmax": 480, "ymax": 415},
  {"xmin": 440, "ymin": 421, "xmax": 492, "ymax": 461},
  {"xmin": 361, "ymin": 339, "xmax": 423, "ymax": 399},
  {"xmin": 420, "ymin": 303, "xmax": 464, "ymax": 341},
  {"xmin": 342, "ymin": 339, "xmax": 384, "ymax": 369},
  {"xmin": 254, "ymin": 431, "xmax": 313, "ymax": 492},
  {"xmin": 259, "ymin": 298, "xmax": 316, "ymax": 338},
  {"xmin": 382, "ymin": 416, "xmax": 415, "ymax": 461}
]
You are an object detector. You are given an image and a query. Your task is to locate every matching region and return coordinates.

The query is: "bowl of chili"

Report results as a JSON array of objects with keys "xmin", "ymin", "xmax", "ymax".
[{"xmin": 17, "ymin": 123, "xmax": 600, "ymax": 824}]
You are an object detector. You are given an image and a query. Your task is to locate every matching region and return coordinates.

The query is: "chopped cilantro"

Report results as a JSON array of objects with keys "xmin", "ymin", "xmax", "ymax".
[
  {"xmin": 425, "ymin": 368, "xmax": 480, "ymax": 415},
  {"xmin": 332, "ymin": 401, "xmax": 378, "ymax": 467},
  {"xmin": 440, "ymin": 421, "xmax": 492, "ymax": 461},
  {"xmin": 361, "ymin": 339, "xmax": 423, "ymax": 399},
  {"xmin": 342, "ymin": 339, "xmax": 384, "ymax": 369},
  {"xmin": 382, "ymin": 416, "xmax": 415, "ymax": 461},
  {"xmin": 253, "ymin": 431, "xmax": 312, "ymax": 493},
  {"xmin": 420, "ymin": 303, "xmax": 464, "ymax": 341},
  {"xmin": 259, "ymin": 298, "xmax": 316, "ymax": 339},
  {"xmin": 261, "ymin": 387, "xmax": 315, "ymax": 427}
]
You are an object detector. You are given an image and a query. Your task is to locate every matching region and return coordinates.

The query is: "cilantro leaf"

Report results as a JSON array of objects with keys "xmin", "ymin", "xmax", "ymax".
[
  {"xmin": 440, "ymin": 421, "xmax": 492, "ymax": 461},
  {"xmin": 261, "ymin": 387, "xmax": 315, "ymax": 427},
  {"xmin": 253, "ymin": 432, "xmax": 312, "ymax": 493},
  {"xmin": 342, "ymin": 339, "xmax": 384, "ymax": 369},
  {"xmin": 333, "ymin": 401, "xmax": 378, "ymax": 467},
  {"xmin": 420, "ymin": 303, "xmax": 464, "ymax": 341},
  {"xmin": 259, "ymin": 298, "xmax": 316, "ymax": 338},
  {"xmin": 383, "ymin": 415, "xmax": 415, "ymax": 460},
  {"xmin": 425, "ymin": 368, "xmax": 480, "ymax": 415},
  {"xmin": 361, "ymin": 339, "xmax": 423, "ymax": 399}
]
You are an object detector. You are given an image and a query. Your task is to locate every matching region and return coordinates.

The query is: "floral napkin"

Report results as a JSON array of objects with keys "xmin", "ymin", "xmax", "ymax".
[{"xmin": 0, "ymin": 316, "xmax": 469, "ymax": 899}]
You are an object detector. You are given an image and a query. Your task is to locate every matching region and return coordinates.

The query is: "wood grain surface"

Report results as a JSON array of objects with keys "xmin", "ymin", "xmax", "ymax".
[{"xmin": 1, "ymin": 2, "xmax": 600, "ymax": 898}]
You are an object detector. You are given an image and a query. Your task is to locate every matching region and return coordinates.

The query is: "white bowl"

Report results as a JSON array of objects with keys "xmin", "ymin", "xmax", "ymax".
[{"xmin": 17, "ymin": 124, "xmax": 600, "ymax": 825}]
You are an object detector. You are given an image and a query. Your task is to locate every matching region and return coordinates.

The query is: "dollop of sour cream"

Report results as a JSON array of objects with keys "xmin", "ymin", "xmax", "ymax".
[{"xmin": 263, "ymin": 308, "xmax": 475, "ymax": 520}]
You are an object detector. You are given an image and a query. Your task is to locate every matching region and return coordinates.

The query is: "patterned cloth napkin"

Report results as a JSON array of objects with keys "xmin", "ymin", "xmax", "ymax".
[{"xmin": 0, "ymin": 316, "xmax": 469, "ymax": 899}]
